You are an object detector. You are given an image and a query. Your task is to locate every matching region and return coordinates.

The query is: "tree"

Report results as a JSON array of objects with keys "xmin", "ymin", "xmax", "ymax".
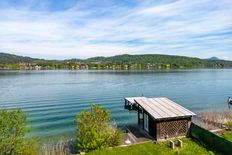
[
  {"xmin": 0, "ymin": 109, "xmax": 38, "ymax": 155},
  {"xmin": 76, "ymin": 104, "xmax": 123, "ymax": 152}
]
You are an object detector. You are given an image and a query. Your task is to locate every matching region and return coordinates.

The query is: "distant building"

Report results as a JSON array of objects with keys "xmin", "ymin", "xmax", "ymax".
[{"xmin": 35, "ymin": 65, "xmax": 41, "ymax": 70}]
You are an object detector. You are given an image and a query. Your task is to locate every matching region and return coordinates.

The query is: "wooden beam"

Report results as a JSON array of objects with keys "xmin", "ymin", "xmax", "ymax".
[{"xmin": 138, "ymin": 105, "xmax": 140, "ymax": 125}]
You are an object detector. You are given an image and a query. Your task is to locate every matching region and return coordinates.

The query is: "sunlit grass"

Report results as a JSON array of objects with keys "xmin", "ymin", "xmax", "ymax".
[
  {"xmin": 87, "ymin": 138, "xmax": 215, "ymax": 155},
  {"xmin": 222, "ymin": 131, "xmax": 232, "ymax": 142}
]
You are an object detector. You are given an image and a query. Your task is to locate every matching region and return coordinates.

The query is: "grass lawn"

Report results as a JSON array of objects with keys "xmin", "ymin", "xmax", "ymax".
[
  {"xmin": 222, "ymin": 131, "xmax": 232, "ymax": 142},
  {"xmin": 87, "ymin": 138, "xmax": 215, "ymax": 155}
]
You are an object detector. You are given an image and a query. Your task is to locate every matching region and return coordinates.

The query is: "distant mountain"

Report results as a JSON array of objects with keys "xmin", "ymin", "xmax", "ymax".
[
  {"xmin": 1, "ymin": 52, "xmax": 232, "ymax": 69},
  {"xmin": 0, "ymin": 53, "xmax": 41, "ymax": 64},
  {"xmin": 208, "ymin": 57, "xmax": 222, "ymax": 61}
]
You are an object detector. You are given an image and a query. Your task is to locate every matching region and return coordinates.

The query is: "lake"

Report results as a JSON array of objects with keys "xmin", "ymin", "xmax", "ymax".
[{"xmin": 0, "ymin": 69, "xmax": 231, "ymax": 138}]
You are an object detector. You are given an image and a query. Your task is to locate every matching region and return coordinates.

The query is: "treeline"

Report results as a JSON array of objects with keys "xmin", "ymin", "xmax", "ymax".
[{"xmin": 0, "ymin": 53, "xmax": 232, "ymax": 70}]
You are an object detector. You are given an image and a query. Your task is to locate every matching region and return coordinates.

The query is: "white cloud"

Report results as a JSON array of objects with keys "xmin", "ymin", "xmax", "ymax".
[{"xmin": 0, "ymin": 0, "xmax": 232, "ymax": 59}]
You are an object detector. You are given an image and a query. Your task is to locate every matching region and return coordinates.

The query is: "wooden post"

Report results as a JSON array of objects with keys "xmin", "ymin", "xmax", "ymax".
[
  {"xmin": 142, "ymin": 110, "xmax": 144, "ymax": 129},
  {"xmin": 169, "ymin": 140, "xmax": 175, "ymax": 149},
  {"xmin": 177, "ymin": 139, "xmax": 183, "ymax": 148},
  {"xmin": 124, "ymin": 99, "xmax": 127, "ymax": 109},
  {"xmin": 138, "ymin": 105, "xmax": 140, "ymax": 125}
]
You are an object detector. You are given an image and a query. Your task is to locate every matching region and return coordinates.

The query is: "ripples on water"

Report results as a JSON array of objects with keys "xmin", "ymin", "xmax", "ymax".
[{"xmin": 0, "ymin": 69, "xmax": 231, "ymax": 138}]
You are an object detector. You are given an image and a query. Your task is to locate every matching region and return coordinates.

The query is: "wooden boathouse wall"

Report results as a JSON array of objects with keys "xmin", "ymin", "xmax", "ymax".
[{"xmin": 125, "ymin": 97, "xmax": 196, "ymax": 141}]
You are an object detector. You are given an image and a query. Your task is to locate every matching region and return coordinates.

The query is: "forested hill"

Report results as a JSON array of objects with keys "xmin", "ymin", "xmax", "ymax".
[
  {"xmin": 86, "ymin": 54, "xmax": 205, "ymax": 64},
  {"xmin": 0, "ymin": 52, "xmax": 232, "ymax": 70},
  {"xmin": 0, "ymin": 53, "xmax": 41, "ymax": 64},
  {"xmin": 85, "ymin": 54, "xmax": 232, "ymax": 68}
]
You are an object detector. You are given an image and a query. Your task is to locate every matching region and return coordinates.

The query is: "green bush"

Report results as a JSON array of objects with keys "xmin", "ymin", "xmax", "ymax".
[
  {"xmin": 0, "ymin": 109, "xmax": 38, "ymax": 155},
  {"xmin": 227, "ymin": 121, "xmax": 232, "ymax": 130},
  {"xmin": 17, "ymin": 138, "xmax": 39, "ymax": 155},
  {"xmin": 108, "ymin": 128, "xmax": 124, "ymax": 147},
  {"xmin": 76, "ymin": 104, "xmax": 123, "ymax": 152}
]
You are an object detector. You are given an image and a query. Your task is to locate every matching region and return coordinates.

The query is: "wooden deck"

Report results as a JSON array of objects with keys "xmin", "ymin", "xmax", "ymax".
[{"xmin": 123, "ymin": 124, "xmax": 154, "ymax": 144}]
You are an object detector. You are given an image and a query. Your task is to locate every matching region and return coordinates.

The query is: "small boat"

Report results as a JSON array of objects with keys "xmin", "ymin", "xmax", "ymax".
[{"xmin": 228, "ymin": 97, "xmax": 232, "ymax": 109}]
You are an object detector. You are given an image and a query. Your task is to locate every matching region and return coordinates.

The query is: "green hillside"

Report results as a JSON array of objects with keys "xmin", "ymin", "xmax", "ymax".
[
  {"xmin": 0, "ymin": 53, "xmax": 40, "ymax": 64},
  {"xmin": 0, "ymin": 52, "xmax": 232, "ymax": 70}
]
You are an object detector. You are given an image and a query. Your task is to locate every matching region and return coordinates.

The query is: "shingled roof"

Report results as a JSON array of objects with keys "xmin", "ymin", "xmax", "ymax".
[{"xmin": 128, "ymin": 97, "xmax": 196, "ymax": 120}]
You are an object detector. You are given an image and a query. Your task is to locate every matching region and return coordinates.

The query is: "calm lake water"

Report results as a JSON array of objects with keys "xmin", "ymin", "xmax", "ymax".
[{"xmin": 0, "ymin": 69, "xmax": 231, "ymax": 138}]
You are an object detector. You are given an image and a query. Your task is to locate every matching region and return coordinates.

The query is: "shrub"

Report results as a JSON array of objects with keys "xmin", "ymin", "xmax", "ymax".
[
  {"xmin": 76, "ymin": 104, "xmax": 123, "ymax": 152},
  {"xmin": 17, "ymin": 138, "xmax": 39, "ymax": 155},
  {"xmin": 0, "ymin": 109, "xmax": 38, "ymax": 155},
  {"xmin": 227, "ymin": 121, "xmax": 232, "ymax": 130},
  {"xmin": 108, "ymin": 128, "xmax": 124, "ymax": 147}
]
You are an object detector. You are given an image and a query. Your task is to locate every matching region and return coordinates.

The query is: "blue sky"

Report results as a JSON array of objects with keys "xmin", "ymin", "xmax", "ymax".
[{"xmin": 0, "ymin": 0, "xmax": 232, "ymax": 60}]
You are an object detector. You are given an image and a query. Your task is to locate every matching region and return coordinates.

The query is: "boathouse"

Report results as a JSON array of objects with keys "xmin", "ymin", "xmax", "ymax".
[{"xmin": 125, "ymin": 97, "xmax": 196, "ymax": 141}]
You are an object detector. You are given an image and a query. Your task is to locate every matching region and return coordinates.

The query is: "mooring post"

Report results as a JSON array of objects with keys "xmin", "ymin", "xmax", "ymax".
[
  {"xmin": 169, "ymin": 140, "xmax": 175, "ymax": 149},
  {"xmin": 177, "ymin": 139, "xmax": 183, "ymax": 148}
]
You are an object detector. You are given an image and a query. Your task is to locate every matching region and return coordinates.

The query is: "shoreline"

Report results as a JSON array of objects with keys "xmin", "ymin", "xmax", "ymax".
[{"xmin": 1, "ymin": 67, "xmax": 232, "ymax": 71}]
